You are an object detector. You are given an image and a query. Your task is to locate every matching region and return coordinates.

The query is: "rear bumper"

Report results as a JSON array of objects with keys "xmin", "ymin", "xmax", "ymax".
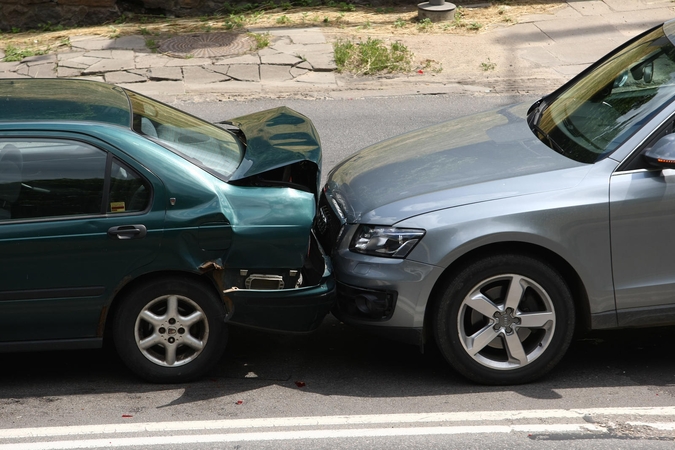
[
  {"xmin": 227, "ymin": 276, "xmax": 336, "ymax": 332},
  {"xmin": 227, "ymin": 234, "xmax": 336, "ymax": 333}
]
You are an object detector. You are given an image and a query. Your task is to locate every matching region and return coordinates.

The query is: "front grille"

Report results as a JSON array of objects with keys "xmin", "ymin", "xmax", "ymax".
[{"xmin": 315, "ymin": 192, "xmax": 342, "ymax": 255}]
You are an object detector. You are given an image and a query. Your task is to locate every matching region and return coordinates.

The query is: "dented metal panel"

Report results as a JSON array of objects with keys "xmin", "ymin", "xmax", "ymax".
[{"xmin": 224, "ymin": 106, "xmax": 322, "ymax": 193}]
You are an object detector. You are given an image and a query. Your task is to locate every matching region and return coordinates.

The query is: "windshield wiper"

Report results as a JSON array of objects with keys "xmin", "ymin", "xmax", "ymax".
[{"xmin": 531, "ymin": 123, "xmax": 566, "ymax": 155}]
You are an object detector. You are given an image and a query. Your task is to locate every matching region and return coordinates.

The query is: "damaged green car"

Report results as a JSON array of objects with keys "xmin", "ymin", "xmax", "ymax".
[{"xmin": 0, "ymin": 79, "xmax": 335, "ymax": 383}]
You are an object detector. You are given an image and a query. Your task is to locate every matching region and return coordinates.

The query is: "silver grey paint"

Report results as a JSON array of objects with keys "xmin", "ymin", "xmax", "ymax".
[{"xmin": 325, "ymin": 94, "xmax": 675, "ymax": 334}]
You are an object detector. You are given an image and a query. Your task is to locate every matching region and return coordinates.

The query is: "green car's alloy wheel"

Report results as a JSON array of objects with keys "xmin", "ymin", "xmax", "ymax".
[
  {"xmin": 433, "ymin": 254, "xmax": 575, "ymax": 385},
  {"xmin": 113, "ymin": 278, "xmax": 228, "ymax": 383}
]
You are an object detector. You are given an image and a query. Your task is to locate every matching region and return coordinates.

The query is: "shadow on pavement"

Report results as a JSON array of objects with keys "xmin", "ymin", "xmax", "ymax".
[{"xmin": 1, "ymin": 315, "xmax": 674, "ymax": 405}]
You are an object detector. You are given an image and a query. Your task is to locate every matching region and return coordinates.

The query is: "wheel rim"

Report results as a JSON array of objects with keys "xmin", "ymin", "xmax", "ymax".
[
  {"xmin": 457, "ymin": 274, "xmax": 556, "ymax": 371},
  {"xmin": 134, "ymin": 294, "xmax": 210, "ymax": 367}
]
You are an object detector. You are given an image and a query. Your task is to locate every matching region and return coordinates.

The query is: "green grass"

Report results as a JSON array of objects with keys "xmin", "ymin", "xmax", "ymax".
[
  {"xmin": 2, "ymin": 44, "xmax": 49, "ymax": 62},
  {"xmin": 480, "ymin": 58, "xmax": 496, "ymax": 71},
  {"xmin": 334, "ymin": 37, "xmax": 413, "ymax": 75},
  {"xmin": 249, "ymin": 32, "xmax": 271, "ymax": 50},
  {"xmin": 145, "ymin": 39, "xmax": 159, "ymax": 53}
]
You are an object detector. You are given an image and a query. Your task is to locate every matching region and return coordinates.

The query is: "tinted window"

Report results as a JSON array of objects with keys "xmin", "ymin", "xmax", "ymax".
[
  {"xmin": 0, "ymin": 140, "xmax": 106, "ymax": 220},
  {"xmin": 108, "ymin": 158, "xmax": 151, "ymax": 213}
]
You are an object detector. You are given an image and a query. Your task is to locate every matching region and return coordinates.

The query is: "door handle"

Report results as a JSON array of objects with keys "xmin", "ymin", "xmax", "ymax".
[{"xmin": 107, "ymin": 225, "xmax": 147, "ymax": 240}]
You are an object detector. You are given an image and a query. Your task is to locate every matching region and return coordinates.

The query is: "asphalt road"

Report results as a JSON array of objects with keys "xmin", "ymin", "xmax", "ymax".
[{"xmin": 3, "ymin": 93, "xmax": 675, "ymax": 449}]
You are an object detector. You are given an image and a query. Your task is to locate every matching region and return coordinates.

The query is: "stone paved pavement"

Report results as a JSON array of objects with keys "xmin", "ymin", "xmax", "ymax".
[
  {"xmin": 0, "ymin": 0, "xmax": 674, "ymax": 101},
  {"xmin": 0, "ymin": 27, "xmax": 338, "ymax": 100}
]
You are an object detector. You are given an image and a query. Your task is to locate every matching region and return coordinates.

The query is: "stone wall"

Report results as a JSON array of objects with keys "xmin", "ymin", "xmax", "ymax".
[{"xmin": 0, "ymin": 0, "xmax": 225, "ymax": 31}]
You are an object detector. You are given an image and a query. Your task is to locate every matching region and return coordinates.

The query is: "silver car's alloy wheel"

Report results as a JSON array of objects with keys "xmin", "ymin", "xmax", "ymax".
[
  {"xmin": 433, "ymin": 254, "xmax": 575, "ymax": 385},
  {"xmin": 458, "ymin": 274, "xmax": 556, "ymax": 371},
  {"xmin": 134, "ymin": 294, "xmax": 210, "ymax": 368}
]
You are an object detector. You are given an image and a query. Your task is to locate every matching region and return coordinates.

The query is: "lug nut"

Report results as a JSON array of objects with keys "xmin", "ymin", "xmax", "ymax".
[
  {"xmin": 168, "ymin": 337, "xmax": 175, "ymax": 344},
  {"xmin": 178, "ymin": 327, "xmax": 185, "ymax": 334},
  {"xmin": 158, "ymin": 327, "xmax": 166, "ymax": 334},
  {"xmin": 168, "ymin": 318, "xmax": 176, "ymax": 325}
]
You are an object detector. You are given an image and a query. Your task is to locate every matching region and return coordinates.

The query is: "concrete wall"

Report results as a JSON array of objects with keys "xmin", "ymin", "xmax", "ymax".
[{"xmin": 0, "ymin": 0, "xmax": 224, "ymax": 31}]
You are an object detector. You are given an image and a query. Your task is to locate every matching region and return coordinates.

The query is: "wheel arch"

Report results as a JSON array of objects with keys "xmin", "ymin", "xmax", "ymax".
[{"xmin": 422, "ymin": 241, "xmax": 591, "ymax": 343}]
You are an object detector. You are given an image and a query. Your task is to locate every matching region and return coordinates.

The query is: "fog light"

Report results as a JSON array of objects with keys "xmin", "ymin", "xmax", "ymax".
[{"xmin": 355, "ymin": 294, "xmax": 390, "ymax": 319}]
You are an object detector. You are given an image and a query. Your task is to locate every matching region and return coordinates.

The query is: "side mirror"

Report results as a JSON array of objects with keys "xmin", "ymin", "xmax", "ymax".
[{"xmin": 644, "ymin": 134, "xmax": 675, "ymax": 170}]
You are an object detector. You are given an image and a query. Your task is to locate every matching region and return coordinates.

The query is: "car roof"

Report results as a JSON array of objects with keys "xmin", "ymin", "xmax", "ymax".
[{"xmin": 0, "ymin": 79, "xmax": 132, "ymax": 128}]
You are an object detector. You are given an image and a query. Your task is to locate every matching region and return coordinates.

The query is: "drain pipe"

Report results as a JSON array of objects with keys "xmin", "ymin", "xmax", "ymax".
[{"xmin": 417, "ymin": 0, "xmax": 456, "ymax": 23}]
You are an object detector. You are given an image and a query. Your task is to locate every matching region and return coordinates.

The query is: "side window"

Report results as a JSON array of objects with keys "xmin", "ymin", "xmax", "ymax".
[
  {"xmin": 108, "ymin": 159, "xmax": 151, "ymax": 213},
  {"xmin": 0, "ymin": 140, "xmax": 106, "ymax": 220}
]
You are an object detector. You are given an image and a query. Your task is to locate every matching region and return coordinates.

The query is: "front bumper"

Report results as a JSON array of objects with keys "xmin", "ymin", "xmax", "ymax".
[{"xmin": 330, "ymin": 227, "xmax": 445, "ymax": 345}]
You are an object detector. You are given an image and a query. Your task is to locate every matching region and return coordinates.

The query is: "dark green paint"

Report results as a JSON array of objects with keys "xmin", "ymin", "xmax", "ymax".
[{"xmin": 0, "ymin": 79, "xmax": 334, "ymax": 346}]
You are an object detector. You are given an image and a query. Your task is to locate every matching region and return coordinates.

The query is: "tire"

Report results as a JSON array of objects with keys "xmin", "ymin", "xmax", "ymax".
[
  {"xmin": 113, "ymin": 277, "xmax": 228, "ymax": 383},
  {"xmin": 432, "ymin": 254, "xmax": 575, "ymax": 385}
]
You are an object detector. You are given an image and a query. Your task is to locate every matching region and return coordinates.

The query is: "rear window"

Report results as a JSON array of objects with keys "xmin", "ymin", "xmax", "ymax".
[{"xmin": 127, "ymin": 91, "xmax": 243, "ymax": 180}]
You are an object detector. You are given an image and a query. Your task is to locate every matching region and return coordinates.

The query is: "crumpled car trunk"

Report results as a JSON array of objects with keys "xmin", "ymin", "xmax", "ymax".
[
  {"xmin": 213, "ymin": 107, "xmax": 334, "ymax": 332},
  {"xmin": 224, "ymin": 106, "xmax": 322, "ymax": 199}
]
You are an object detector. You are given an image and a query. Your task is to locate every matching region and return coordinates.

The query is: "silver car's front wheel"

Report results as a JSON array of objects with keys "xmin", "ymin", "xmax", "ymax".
[{"xmin": 433, "ymin": 254, "xmax": 575, "ymax": 385}]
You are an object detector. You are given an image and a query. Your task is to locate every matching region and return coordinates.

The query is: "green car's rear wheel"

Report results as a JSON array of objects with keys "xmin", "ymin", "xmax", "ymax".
[{"xmin": 113, "ymin": 278, "xmax": 228, "ymax": 383}]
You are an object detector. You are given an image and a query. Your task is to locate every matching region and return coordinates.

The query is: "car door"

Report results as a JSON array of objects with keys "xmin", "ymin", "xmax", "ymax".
[
  {"xmin": 609, "ymin": 115, "xmax": 675, "ymax": 326},
  {"xmin": 0, "ymin": 136, "xmax": 165, "ymax": 343}
]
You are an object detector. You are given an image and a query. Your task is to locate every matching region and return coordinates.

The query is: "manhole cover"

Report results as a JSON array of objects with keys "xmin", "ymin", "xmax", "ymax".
[{"xmin": 158, "ymin": 33, "xmax": 255, "ymax": 58}]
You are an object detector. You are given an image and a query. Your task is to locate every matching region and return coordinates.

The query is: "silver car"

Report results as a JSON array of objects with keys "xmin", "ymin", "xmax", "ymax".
[{"xmin": 316, "ymin": 19, "xmax": 675, "ymax": 385}]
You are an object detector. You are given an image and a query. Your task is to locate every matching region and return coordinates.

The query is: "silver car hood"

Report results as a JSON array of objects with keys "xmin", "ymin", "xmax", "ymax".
[{"xmin": 326, "ymin": 103, "xmax": 591, "ymax": 224}]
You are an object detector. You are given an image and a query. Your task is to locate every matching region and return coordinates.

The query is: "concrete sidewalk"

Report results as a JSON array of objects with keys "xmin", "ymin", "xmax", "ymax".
[{"xmin": 0, "ymin": 0, "xmax": 674, "ymax": 101}]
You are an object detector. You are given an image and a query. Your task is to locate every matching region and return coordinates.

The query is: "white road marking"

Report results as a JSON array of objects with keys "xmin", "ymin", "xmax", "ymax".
[
  {"xmin": 2, "ymin": 406, "xmax": 675, "ymax": 440},
  {"xmin": 0, "ymin": 424, "xmax": 606, "ymax": 450},
  {"xmin": 628, "ymin": 422, "xmax": 675, "ymax": 430},
  {"xmin": 2, "ymin": 406, "xmax": 675, "ymax": 449}
]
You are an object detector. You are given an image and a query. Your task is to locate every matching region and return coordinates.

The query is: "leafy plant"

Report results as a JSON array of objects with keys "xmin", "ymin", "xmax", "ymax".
[
  {"xmin": 276, "ymin": 15, "xmax": 292, "ymax": 24},
  {"xmin": 249, "ymin": 32, "xmax": 271, "ymax": 50},
  {"xmin": 467, "ymin": 21, "xmax": 483, "ymax": 31},
  {"xmin": 417, "ymin": 17, "xmax": 433, "ymax": 31},
  {"xmin": 394, "ymin": 18, "xmax": 406, "ymax": 28},
  {"xmin": 146, "ymin": 39, "xmax": 159, "ymax": 53},
  {"xmin": 480, "ymin": 58, "xmax": 496, "ymax": 71},
  {"xmin": 2, "ymin": 44, "xmax": 48, "ymax": 62},
  {"xmin": 223, "ymin": 14, "xmax": 246, "ymax": 29},
  {"xmin": 39, "ymin": 22, "xmax": 64, "ymax": 32},
  {"xmin": 139, "ymin": 26, "xmax": 150, "ymax": 35},
  {"xmin": 339, "ymin": 2, "xmax": 355, "ymax": 11},
  {"xmin": 334, "ymin": 37, "xmax": 413, "ymax": 75}
]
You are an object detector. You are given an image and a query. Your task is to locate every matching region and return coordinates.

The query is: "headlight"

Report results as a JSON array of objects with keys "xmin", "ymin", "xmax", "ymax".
[{"xmin": 350, "ymin": 225, "xmax": 425, "ymax": 258}]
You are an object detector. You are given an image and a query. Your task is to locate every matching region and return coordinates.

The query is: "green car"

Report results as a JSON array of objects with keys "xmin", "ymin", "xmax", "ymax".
[{"xmin": 0, "ymin": 79, "xmax": 335, "ymax": 383}]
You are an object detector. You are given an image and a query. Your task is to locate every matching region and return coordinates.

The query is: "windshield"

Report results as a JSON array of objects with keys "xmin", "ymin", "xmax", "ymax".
[
  {"xmin": 532, "ymin": 25, "xmax": 675, "ymax": 163},
  {"xmin": 127, "ymin": 91, "xmax": 243, "ymax": 179}
]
